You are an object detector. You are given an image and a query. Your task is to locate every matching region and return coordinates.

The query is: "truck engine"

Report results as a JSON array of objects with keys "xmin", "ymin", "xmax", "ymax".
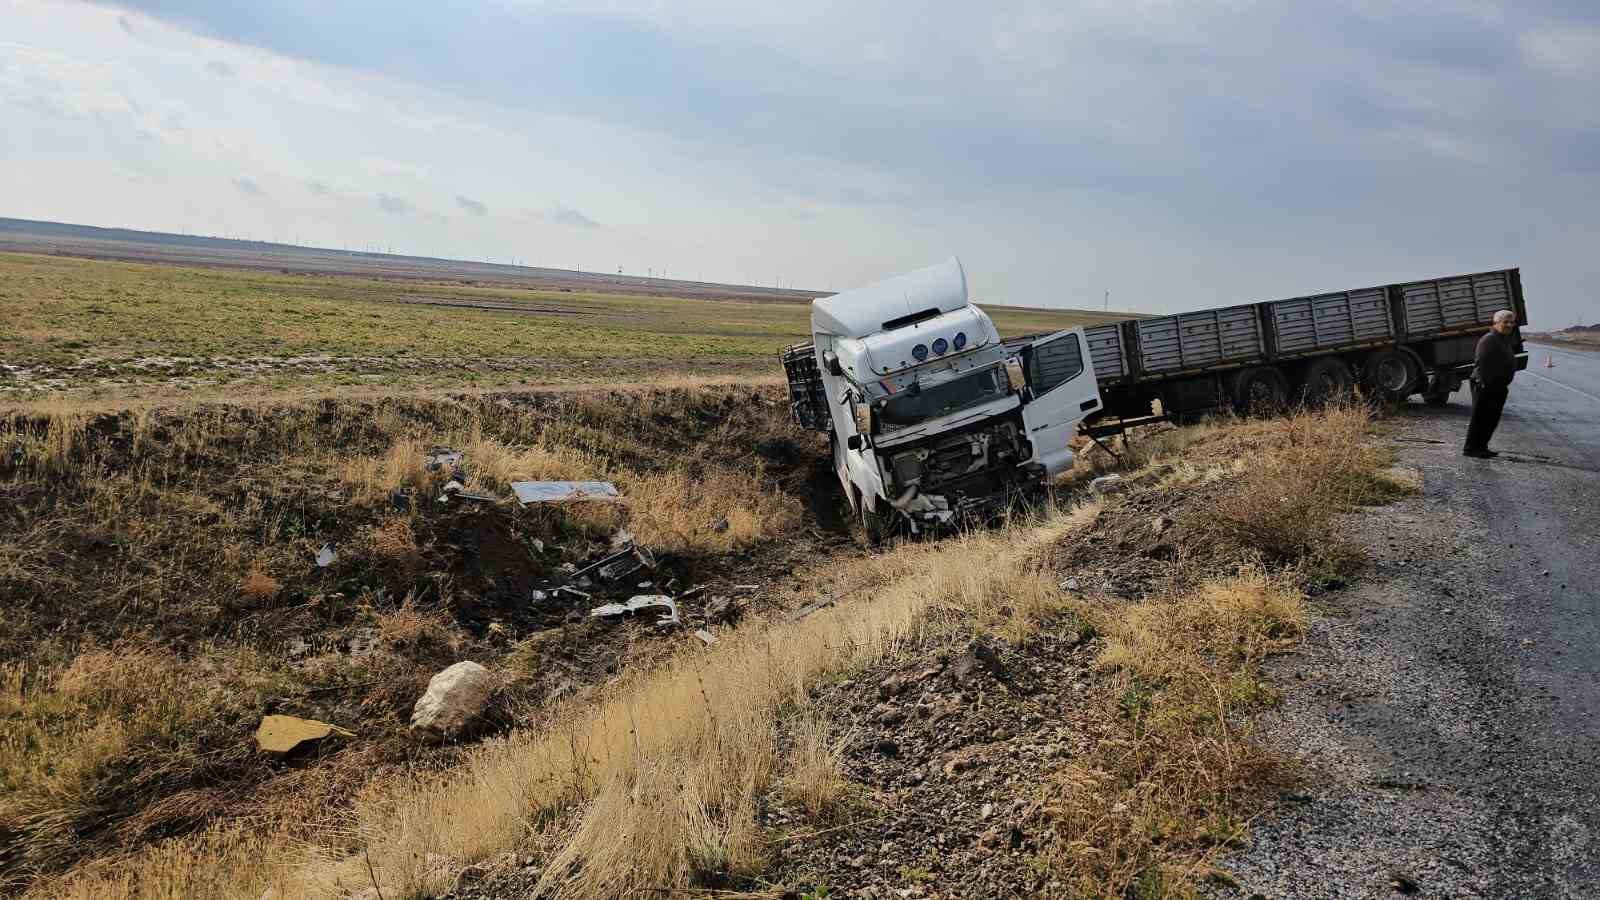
[{"xmin": 881, "ymin": 414, "xmax": 1035, "ymax": 522}]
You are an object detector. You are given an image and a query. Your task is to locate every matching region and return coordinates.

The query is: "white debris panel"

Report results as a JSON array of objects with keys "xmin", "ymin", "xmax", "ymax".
[{"xmin": 511, "ymin": 481, "xmax": 621, "ymax": 505}]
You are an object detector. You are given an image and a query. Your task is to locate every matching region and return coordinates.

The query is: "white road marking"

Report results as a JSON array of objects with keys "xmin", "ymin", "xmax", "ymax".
[{"xmin": 1522, "ymin": 370, "xmax": 1600, "ymax": 406}]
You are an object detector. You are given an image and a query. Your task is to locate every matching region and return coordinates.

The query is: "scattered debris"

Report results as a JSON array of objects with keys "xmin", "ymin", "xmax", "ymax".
[
  {"xmin": 390, "ymin": 488, "xmax": 412, "ymax": 510},
  {"xmin": 732, "ymin": 584, "xmax": 760, "ymax": 591},
  {"xmin": 424, "ymin": 447, "xmax": 462, "ymax": 471},
  {"xmin": 438, "ymin": 480, "xmax": 497, "ymax": 503},
  {"xmin": 570, "ymin": 543, "xmax": 656, "ymax": 584},
  {"xmin": 531, "ymin": 538, "xmax": 545, "ymax": 554},
  {"xmin": 694, "ymin": 629, "xmax": 719, "ymax": 646},
  {"xmin": 529, "ymin": 589, "xmax": 548, "ymax": 601},
  {"xmin": 315, "ymin": 544, "xmax": 336, "ymax": 568},
  {"xmin": 786, "ymin": 592, "xmax": 843, "ymax": 622},
  {"xmin": 254, "ymin": 714, "xmax": 353, "ymax": 755},
  {"xmin": 711, "ymin": 515, "xmax": 730, "ymax": 533},
  {"xmin": 410, "ymin": 661, "xmax": 495, "ymax": 743},
  {"xmin": 1059, "ymin": 577, "xmax": 1081, "ymax": 592},
  {"xmin": 553, "ymin": 586, "xmax": 591, "ymax": 602},
  {"xmin": 511, "ymin": 480, "xmax": 621, "ymax": 505},
  {"xmin": 590, "ymin": 594, "xmax": 680, "ymax": 626},
  {"xmin": 704, "ymin": 595, "xmax": 743, "ymax": 625},
  {"xmin": 1089, "ymin": 474, "xmax": 1125, "ymax": 496}
]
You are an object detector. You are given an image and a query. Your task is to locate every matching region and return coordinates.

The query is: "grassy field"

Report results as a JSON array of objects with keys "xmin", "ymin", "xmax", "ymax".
[{"xmin": 0, "ymin": 252, "xmax": 1138, "ymax": 400}]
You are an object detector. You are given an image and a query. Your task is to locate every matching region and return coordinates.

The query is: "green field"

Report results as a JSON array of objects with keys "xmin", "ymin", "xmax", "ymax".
[{"xmin": 0, "ymin": 252, "xmax": 1139, "ymax": 399}]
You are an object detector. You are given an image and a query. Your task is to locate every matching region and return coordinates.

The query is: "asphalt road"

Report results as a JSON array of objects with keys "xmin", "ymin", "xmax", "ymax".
[{"xmin": 1216, "ymin": 342, "xmax": 1600, "ymax": 898}]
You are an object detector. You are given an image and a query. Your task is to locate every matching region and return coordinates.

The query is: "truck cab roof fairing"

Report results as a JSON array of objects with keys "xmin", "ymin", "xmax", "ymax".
[{"xmin": 811, "ymin": 257, "xmax": 969, "ymax": 340}]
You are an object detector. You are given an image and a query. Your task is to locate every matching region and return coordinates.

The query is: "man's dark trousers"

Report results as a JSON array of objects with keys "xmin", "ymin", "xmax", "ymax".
[{"xmin": 1466, "ymin": 379, "xmax": 1509, "ymax": 452}]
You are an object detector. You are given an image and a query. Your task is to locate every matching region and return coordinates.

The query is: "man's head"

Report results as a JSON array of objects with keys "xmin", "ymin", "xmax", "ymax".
[{"xmin": 1492, "ymin": 309, "xmax": 1516, "ymax": 335}]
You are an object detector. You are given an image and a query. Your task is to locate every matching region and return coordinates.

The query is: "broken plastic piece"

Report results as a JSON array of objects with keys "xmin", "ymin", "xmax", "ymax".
[
  {"xmin": 255, "ymin": 714, "xmax": 353, "ymax": 755},
  {"xmin": 694, "ymin": 629, "xmax": 718, "ymax": 646},
  {"xmin": 571, "ymin": 544, "xmax": 656, "ymax": 584},
  {"xmin": 315, "ymin": 544, "xmax": 336, "ymax": 567},
  {"xmin": 529, "ymin": 590, "xmax": 549, "ymax": 601},
  {"xmin": 424, "ymin": 448, "xmax": 463, "ymax": 471},
  {"xmin": 590, "ymin": 594, "xmax": 680, "ymax": 626},
  {"xmin": 554, "ymin": 586, "xmax": 591, "ymax": 602},
  {"xmin": 511, "ymin": 481, "xmax": 621, "ymax": 505}
]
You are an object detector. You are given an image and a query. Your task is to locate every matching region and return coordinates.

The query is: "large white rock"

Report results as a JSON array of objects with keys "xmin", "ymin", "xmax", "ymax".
[{"xmin": 410, "ymin": 661, "xmax": 494, "ymax": 742}]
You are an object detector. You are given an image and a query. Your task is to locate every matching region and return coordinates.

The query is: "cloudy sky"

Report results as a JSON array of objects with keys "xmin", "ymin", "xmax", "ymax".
[{"xmin": 3, "ymin": 0, "xmax": 1595, "ymax": 322}]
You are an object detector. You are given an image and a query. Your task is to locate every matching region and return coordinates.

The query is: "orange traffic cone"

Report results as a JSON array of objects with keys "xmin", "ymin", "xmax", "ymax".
[{"xmin": 1546, "ymin": 355, "xmax": 1555, "ymax": 368}]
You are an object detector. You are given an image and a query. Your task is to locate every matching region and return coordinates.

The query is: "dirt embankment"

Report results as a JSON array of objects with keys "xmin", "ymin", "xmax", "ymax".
[{"xmin": 0, "ymin": 385, "xmax": 849, "ymax": 893}]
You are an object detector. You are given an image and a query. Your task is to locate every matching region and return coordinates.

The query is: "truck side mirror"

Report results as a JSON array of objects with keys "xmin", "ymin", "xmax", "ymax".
[{"xmin": 846, "ymin": 434, "xmax": 864, "ymax": 451}]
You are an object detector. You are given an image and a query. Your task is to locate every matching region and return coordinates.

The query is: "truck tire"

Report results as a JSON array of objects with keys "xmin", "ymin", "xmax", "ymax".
[
  {"xmin": 1229, "ymin": 366, "xmax": 1289, "ymax": 415},
  {"xmin": 854, "ymin": 490, "xmax": 892, "ymax": 548},
  {"xmin": 1299, "ymin": 357, "xmax": 1354, "ymax": 405},
  {"xmin": 1363, "ymin": 348, "xmax": 1421, "ymax": 402}
]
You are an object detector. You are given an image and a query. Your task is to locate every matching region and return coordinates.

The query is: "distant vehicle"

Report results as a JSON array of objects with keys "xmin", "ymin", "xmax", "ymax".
[{"xmin": 785, "ymin": 259, "xmax": 1529, "ymax": 540}]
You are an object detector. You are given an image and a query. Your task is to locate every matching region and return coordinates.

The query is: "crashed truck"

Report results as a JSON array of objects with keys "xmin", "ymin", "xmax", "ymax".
[
  {"xmin": 781, "ymin": 258, "xmax": 1102, "ymax": 542},
  {"xmin": 784, "ymin": 258, "xmax": 1529, "ymax": 541}
]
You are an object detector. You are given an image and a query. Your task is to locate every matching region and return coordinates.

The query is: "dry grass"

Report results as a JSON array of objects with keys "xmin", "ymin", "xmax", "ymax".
[
  {"xmin": 1040, "ymin": 570, "xmax": 1304, "ymax": 897},
  {"xmin": 239, "ymin": 564, "xmax": 280, "ymax": 604},
  {"xmin": 1033, "ymin": 403, "xmax": 1405, "ymax": 897},
  {"xmin": 1, "ymin": 644, "xmax": 292, "ymax": 888},
  {"xmin": 1204, "ymin": 403, "xmax": 1403, "ymax": 566},
  {"xmin": 1, "ymin": 385, "xmax": 820, "ymax": 894},
  {"xmin": 624, "ymin": 466, "xmax": 803, "ymax": 554},
  {"xmin": 779, "ymin": 712, "xmax": 856, "ymax": 823},
  {"xmin": 35, "ymin": 510, "xmax": 1090, "ymax": 899}
]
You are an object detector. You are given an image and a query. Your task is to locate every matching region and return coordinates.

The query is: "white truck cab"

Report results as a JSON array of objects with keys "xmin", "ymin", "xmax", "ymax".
[{"xmin": 783, "ymin": 257, "xmax": 1102, "ymax": 540}]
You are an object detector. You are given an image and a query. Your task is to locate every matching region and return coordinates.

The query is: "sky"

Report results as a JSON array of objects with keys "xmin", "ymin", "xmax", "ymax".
[{"xmin": 2, "ymin": 0, "xmax": 1596, "ymax": 323}]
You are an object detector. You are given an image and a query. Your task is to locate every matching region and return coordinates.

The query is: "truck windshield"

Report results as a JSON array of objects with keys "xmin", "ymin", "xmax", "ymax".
[{"xmin": 877, "ymin": 366, "xmax": 1006, "ymax": 429}]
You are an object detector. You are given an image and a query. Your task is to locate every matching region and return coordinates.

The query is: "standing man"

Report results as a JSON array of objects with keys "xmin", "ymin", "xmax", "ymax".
[{"xmin": 1464, "ymin": 309, "xmax": 1518, "ymax": 459}]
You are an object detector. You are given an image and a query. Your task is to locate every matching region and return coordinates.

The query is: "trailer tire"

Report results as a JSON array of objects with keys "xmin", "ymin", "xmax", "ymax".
[
  {"xmin": 1299, "ymin": 357, "xmax": 1354, "ymax": 405},
  {"xmin": 1363, "ymin": 348, "xmax": 1422, "ymax": 402},
  {"xmin": 1229, "ymin": 366, "xmax": 1290, "ymax": 415}
]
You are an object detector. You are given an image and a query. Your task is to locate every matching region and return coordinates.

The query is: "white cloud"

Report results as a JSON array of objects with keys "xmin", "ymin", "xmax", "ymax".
[
  {"xmin": 3, "ymin": 0, "xmax": 1597, "ymax": 325},
  {"xmin": 1520, "ymin": 25, "xmax": 1600, "ymax": 75}
]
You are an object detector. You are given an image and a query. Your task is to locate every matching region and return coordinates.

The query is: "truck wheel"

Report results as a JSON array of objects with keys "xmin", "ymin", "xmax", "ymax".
[
  {"xmin": 1229, "ymin": 366, "xmax": 1289, "ymax": 415},
  {"xmin": 1363, "ymin": 348, "xmax": 1421, "ymax": 402},
  {"xmin": 1299, "ymin": 357, "xmax": 1354, "ymax": 405},
  {"xmin": 854, "ymin": 491, "xmax": 892, "ymax": 548}
]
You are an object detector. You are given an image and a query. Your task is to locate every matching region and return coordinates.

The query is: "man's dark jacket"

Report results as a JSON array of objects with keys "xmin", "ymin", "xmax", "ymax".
[{"xmin": 1473, "ymin": 331, "xmax": 1517, "ymax": 386}]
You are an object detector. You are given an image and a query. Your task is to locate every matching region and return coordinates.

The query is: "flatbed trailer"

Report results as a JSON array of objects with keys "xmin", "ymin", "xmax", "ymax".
[{"xmin": 1007, "ymin": 267, "xmax": 1529, "ymax": 435}]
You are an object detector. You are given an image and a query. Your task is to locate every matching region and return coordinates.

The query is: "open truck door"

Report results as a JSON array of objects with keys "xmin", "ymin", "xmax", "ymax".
[{"xmin": 1018, "ymin": 328, "xmax": 1101, "ymax": 476}]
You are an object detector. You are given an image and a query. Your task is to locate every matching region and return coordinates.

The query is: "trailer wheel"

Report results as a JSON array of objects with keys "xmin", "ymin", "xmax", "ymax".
[
  {"xmin": 1363, "ymin": 348, "xmax": 1421, "ymax": 402},
  {"xmin": 1299, "ymin": 357, "xmax": 1354, "ymax": 405},
  {"xmin": 1229, "ymin": 366, "xmax": 1289, "ymax": 415}
]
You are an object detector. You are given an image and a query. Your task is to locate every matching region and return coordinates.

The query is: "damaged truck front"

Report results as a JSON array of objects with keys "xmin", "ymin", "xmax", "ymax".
[{"xmin": 783, "ymin": 258, "xmax": 1102, "ymax": 542}]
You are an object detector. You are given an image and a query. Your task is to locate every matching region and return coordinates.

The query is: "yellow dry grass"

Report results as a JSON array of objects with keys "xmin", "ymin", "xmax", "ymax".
[
  {"xmin": 34, "ymin": 509, "xmax": 1092, "ymax": 900},
  {"xmin": 779, "ymin": 712, "xmax": 856, "ymax": 823}
]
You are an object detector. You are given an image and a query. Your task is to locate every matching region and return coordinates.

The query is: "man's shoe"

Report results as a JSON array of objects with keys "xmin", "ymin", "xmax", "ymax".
[
  {"xmin": 1463, "ymin": 448, "xmax": 1493, "ymax": 459},
  {"xmin": 1482, "ymin": 449, "xmax": 1500, "ymax": 458}
]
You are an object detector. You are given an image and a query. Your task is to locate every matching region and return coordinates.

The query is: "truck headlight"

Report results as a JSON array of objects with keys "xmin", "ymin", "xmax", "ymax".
[{"xmin": 1005, "ymin": 358, "xmax": 1026, "ymax": 392}]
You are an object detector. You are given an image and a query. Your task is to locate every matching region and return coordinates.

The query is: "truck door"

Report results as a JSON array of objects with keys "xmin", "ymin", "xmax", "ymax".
[{"xmin": 1018, "ymin": 329, "xmax": 1101, "ymax": 476}]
